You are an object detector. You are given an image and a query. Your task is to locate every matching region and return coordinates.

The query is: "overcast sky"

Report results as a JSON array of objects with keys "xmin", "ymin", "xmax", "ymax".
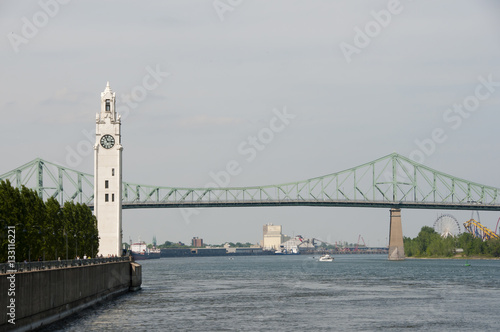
[{"xmin": 1, "ymin": 0, "xmax": 500, "ymax": 247}]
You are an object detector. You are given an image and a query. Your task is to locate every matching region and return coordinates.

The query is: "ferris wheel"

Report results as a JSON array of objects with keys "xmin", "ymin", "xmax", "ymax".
[{"xmin": 433, "ymin": 214, "xmax": 461, "ymax": 238}]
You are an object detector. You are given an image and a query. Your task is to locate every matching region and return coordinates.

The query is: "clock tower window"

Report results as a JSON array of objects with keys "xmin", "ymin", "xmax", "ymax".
[
  {"xmin": 112, "ymin": 194, "xmax": 115, "ymax": 202},
  {"xmin": 105, "ymin": 99, "xmax": 111, "ymax": 112},
  {"xmin": 105, "ymin": 194, "xmax": 109, "ymax": 202},
  {"xmin": 105, "ymin": 180, "xmax": 109, "ymax": 189}
]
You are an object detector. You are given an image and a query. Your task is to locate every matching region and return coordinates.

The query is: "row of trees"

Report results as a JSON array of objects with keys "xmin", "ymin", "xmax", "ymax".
[
  {"xmin": 1, "ymin": 180, "xmax": 99, "ymax": 262},
  {"xmin": 158, "ymin": 241, "xmax": 187, "ymax": 248},
  {"xmin": 404, "ymin": 226, "xmax": 500, "ymax": 257}
]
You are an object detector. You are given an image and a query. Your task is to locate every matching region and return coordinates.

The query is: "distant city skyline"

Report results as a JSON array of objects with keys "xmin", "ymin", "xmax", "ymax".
[{"xmin": 1, "ymin": 0, "xmax": 500, "ymax": 247}]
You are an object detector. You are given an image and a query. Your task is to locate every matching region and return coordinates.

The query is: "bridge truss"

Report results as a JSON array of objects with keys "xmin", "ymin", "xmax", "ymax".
[{"xmin": 1, "ymin": 153, "xmax": 500, "ymax": 211}]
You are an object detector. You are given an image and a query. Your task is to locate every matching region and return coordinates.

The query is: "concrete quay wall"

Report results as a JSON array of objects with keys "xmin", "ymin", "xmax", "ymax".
[{"xmin": 0, "ymin": 259, "xmax": 141, "ymax": 332}]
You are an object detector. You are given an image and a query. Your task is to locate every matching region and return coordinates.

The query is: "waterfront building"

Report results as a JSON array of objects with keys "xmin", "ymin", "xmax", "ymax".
[
  {"xmin": 94, "ymin": 82, "xmax": 123, "ymax": 257},
  {"xmin": 281, "ymin": 236, "xmax": 315, "ymax": 253},
  {"xmin": 262, "ymin": 223, "xmax": 284, "ymax": 250},
  {"xmin": 192, "ymin": 237, "xmax": 203, "ymax": 247}
]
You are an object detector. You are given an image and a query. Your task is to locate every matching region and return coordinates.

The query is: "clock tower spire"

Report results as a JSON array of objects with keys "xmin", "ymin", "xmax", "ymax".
[{"xmin": 94, "ymin": 82, "xmax": 123, "ymax": 257}]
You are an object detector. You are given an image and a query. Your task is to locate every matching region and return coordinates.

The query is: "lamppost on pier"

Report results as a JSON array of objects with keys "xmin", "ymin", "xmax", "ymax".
[
  {"xmin": 63, "ymin": 228, "xmax": 68, "ymax": 260},
  {"xmin": 74, "ymin": 233, "xmax": 78, "ymax": 259},
  {"xmin": 52, "ymin": 230, "xmax": 57, "ymax": 260},
  {"xmin": 32, "ymin": 225, "xmax": 46, "ymax": 262},
  {"xmin": 39, "ymin": 229, "xmax": 45, "ymax": 262},
  {"xmin": 82, "ymin": 234, "xmax": 86, "ymax": 258}
]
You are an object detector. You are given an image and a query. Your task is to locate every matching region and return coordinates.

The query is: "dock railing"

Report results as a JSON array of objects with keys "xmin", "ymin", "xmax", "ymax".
[{"xmin": 0, "ymin": 256, "xmax": 132, "ymax": 275}]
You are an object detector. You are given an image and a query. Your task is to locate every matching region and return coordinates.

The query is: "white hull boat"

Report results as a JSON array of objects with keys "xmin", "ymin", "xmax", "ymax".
[{"xmin": 319, "ymin": 254, "xmax": 334, "ymax": 262}]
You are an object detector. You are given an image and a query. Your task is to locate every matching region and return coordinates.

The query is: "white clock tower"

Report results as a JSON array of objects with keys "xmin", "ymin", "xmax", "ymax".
[{"xmin": 94, "ymin": 82, "xmax": 123, "ymax": 257}]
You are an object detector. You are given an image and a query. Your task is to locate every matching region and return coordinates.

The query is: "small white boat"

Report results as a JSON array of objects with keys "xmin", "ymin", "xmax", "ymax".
[{"xmin": 319, "ymin": 254, "xmax": 334, "ymax": 262}]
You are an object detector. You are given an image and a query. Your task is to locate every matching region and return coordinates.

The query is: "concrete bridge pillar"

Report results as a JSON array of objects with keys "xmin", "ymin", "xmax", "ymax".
[{"xmin": 388, "ymin": 208, "xmax": 405, "ymax": 260}]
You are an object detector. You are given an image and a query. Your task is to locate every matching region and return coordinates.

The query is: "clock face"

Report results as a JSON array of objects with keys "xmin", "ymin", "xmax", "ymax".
[{"xmin": 100, "ymin": 134, "xmax": 115, "ymax": 149}]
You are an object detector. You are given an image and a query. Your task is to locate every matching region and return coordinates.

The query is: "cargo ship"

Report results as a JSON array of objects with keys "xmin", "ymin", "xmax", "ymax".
[{"xmin": 130, "ymin": 240, "xmax": 161, "ymax": 260}]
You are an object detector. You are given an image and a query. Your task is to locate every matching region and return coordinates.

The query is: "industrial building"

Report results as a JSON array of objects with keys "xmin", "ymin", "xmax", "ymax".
[
  {"xmin": 281, "ymin": 236, "xmax": 315, "ymax": 253},
  {"xmin": 262, "ymin": 223, "xmax": 284, "ymax": 250}
]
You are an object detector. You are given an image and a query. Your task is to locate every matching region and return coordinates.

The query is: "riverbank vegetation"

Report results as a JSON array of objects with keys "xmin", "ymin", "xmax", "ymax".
[
  {"xmin": 404, "ymin": 226, "xmax": 500, "ymax": 258},
  {"xmin": 0, "ymin": 180, "xmax": 99, "ymax": 262}
]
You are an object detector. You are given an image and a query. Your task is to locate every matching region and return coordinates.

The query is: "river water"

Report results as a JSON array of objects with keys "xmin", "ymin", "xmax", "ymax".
[{"xmin": 46, "ymin": 255, "xmax": 500, "ymax": 331}]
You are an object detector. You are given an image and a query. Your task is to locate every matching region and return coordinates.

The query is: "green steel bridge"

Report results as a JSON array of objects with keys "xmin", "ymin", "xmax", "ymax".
[{"xmin": 1, "ymin": 153, "xmax": 500, "ymax": 212}]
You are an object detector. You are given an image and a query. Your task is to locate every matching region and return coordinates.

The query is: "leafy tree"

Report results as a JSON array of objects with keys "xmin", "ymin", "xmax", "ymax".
[
  {"xmin": 61, "ymin": 202, "xmax": 98, "ymax": 259},
  {"xmin": 405, "ymin": 225, "xmax": 500, "ymax": 258},
  {"xmin": 0, "ymin": 180, "xmax": 99, "ymax": 262},
  {"xmin": 457, "ymin": 233, "xmax": 474, "ymax": 254},
  {"xmin": 158, "ymin": 241, "xmax": 186, "ymax": 248},
  {"xmin": 0, "ymin": 180, "xmax": 25, "ymax": 261},
  {"xmin": 487, "ymin": 240, "xmax": 500, "ymax": 257},
  {"xmin": 416, "ymin": 226, "xmax": 437, "ymax": 254},
  {"xmin": 45, "ymin": 197, "xmax": 64, "ymax": 260}
]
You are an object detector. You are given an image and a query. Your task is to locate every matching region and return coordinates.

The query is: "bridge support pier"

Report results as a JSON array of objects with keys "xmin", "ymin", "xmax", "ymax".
[{"xmin": 388, "ymin": 208, "xmax": 405, "ymax": 261}]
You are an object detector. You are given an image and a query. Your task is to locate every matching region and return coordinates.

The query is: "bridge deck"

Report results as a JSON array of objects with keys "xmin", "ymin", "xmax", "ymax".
[
  {"xmin": 2, "ymin": 153, "xmax": 500, "ymax": 211},
  {"xmin": 110, "ymin": 200, "xmax": 500, "ymax": 211}
]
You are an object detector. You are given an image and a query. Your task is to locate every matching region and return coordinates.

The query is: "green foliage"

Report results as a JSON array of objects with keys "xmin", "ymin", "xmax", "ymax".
[
  {"xmin": 405, "ymin": 225, "xmax": 500, "ymax": 258},
  {"xmin": 158, "ymin": 241, "xmax": 185, "ymax": 248},
  {"xmin": 0, "ymin": 180, "xmax": 99, "ymax": 262},
  {"xmin": 486, "ymin": 239, "xmax": 500, "ymax": 257}
]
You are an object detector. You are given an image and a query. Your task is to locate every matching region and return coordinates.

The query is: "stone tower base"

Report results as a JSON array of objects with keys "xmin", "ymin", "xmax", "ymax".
[{"xmin": 388, "ymin": 208, "xmax": 405, "ymax": 260}]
